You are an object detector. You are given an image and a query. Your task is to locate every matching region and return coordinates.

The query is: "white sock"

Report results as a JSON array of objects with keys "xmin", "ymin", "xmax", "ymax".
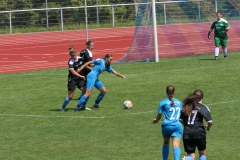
[
  {"xmin": 223, "ymin": 48, "xmax": 227, "ymax": 57},
  {"xmin": 215, "ymin": 47, "xmax": 219, "ymax": 57}
]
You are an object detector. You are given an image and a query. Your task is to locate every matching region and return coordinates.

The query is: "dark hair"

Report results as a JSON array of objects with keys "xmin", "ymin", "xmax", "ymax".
[
  {"xmin": 166, "ymin": 85, "xmax": 175, "ymax": 96},
  {"xmin": 182, "ymin": 94, "xmax": 199, "ymax": 116},
  {"xmin": 85, "ymin": 40, "xmax": 93, "ymax": 46},
  {"xmin": 217, "ymin": 10, "xmax": 222, "ymax": 14},
  {"xmin": 68, "ymin": 45, "xmax": 76, "ymax": 55},
  {"xmin": 166, "ymin": 85, "xmax": 175, "ymax": 105},
  {"xmin": 193, "ymin": 89, "xmax": 203, "ymax": 102},
  {"xmin": 104, "ymin": 54, "xmax": 112, "ymax": 59}
]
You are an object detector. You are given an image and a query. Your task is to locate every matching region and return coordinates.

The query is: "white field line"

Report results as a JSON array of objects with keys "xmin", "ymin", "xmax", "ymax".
[{"xmin": 0, "ymin": 100, "xmax": 238, "ymax": 119}]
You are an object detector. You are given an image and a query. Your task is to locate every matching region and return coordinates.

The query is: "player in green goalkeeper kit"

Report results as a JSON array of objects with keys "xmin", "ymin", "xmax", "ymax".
[{"xmin": 208, "ymin": 11, "xmax": 230, "ymax": 60}]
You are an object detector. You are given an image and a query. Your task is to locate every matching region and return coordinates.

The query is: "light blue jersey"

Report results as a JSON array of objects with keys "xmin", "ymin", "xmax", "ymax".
[
  {"xmin": 158, "ymin": 98, "xmax": 182, "ymax": 126},
  {"xmin": 86, "ymin": 58, "xmax": 114, "ymax": 90}
]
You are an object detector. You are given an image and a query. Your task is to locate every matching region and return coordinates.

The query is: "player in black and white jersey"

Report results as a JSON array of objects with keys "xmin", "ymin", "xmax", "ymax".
[
  {"xmin": 60, "ymin": 46, "xmax": 86, "ymax": 111},
  {"xmin": 180, "ymin": 89, "xmax": 213, "ymax": 160},
  {"xmin": 77, "ymin": 40, "xmax": 94, "ymax": 103}
]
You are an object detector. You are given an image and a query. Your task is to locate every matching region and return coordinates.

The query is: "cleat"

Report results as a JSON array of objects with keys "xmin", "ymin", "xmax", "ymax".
[
  {"xmin": 224, "ymin": 56, "xmax": 227, "ymax": 60},
  {"xmin": 215, "ymin": 56, "xmax": 218, "ymax": 60},
  {"xmin": 85, "ymin": 107, "xmax": 92, "ymax": 110},
  {"xmin": 92, "ymin": 104, "xmax": 100, "ymax": 109},
  {"xmin": 74, "ymin": 108, "xmax": 80, "ymax": 112},
  {"xmin": 60, "ymin": 108, "xmax": 65, "ymax": 112}
]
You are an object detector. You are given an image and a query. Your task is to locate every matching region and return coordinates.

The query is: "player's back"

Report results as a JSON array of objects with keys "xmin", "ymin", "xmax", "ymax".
[{"xmin": 160, "ymin": 98, "xmax": 182, "ymax": 126}]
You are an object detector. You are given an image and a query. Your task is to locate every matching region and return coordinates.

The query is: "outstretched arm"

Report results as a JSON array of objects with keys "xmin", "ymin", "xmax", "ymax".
[
  {"xmin": 77, "ymin": 61, "xmax": 93, "ymax": 73},
  {"xmin": 112, "ymin": 70, "xmax": 126, "ymax": 79}
]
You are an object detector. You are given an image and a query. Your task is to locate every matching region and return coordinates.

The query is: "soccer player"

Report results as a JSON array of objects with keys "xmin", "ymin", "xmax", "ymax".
[
  {"xmin": 60, "ymin": 46, "xmax": 87, "ymax": 111},
  {"xmin": 74, "ymin": 54, "xmax": 126, "ymax": 112},
  {"xmin": 208, "ymin": 11, "xmax": 230, "ymax": 60},
  {"xmin": 77, "ymin": 40, "xmax": 94, "ymax": 107},
  {"xmin": 152, "ymin": 85, "xmax": 183, "ymax": 160},
  {"xmin": 180, "ymin": 89, "xmax": 213, "ymax": 160}
]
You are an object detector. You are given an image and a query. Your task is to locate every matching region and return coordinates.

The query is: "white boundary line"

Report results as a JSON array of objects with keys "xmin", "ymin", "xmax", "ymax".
[{"xmin": 0, "ymin": 100, "xmax": 238, "ymax": 119}]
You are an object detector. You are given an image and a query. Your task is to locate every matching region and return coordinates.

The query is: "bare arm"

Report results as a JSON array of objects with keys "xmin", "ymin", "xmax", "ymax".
[
  {"xmin": 205, "ymin": 121, "xmax": 213, "ymax": 131},
  {"xmin": 70, "ymin": 69, "xmax": 85, "ymax": 80},
  {"xmin": 112, "ymin": 70, "xmax": 126, "ymax": 79},
  {"xmin": 152, "ymin": 114, "xmax": 162, "ymax": 124},
  {"xmin": 76, "ymin": 61, "xmax": 93, "ymax": 73},
  {"xmin": 208, "ymin": 29, "xmax": 213, "ymax": 39}
]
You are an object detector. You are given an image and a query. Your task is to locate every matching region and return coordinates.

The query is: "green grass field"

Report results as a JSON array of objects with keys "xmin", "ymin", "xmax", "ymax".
[{"xmin": 1, "ymin": 52, "xmax": 240, "ymax": 160}]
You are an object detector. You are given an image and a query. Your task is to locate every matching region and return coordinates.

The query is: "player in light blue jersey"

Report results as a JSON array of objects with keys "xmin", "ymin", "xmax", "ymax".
[
  {"xmin": 74, "ymin": 54, "xmax": 126, "ymax": 112},
  {"xmin": 153, "ymin": 85, "xmax": 183, "ymax": 160}
]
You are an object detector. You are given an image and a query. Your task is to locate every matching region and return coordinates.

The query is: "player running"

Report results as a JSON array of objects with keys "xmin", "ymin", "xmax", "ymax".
[
  {"xmin": 180, "ymin": 89, "xmax": 213, "ymax": 160},
  {"xmin": 208, "ymin": 11, "xmax": 230, "ymax": 60},
  {"xmin": 152, "ymin": 85, "xmax": 183, "ymax": 160}
]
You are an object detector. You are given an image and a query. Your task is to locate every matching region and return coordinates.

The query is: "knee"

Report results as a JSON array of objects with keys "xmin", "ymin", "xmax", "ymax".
[{"xmin": 102, "ymin": 90, "xmax": 107, "ymax": 94}]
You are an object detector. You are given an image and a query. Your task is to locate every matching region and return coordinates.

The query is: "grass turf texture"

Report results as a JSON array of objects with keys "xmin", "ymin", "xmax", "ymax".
[{"xmin": 0, "ymin": 52, "xmax": 240, "ymax": 159}]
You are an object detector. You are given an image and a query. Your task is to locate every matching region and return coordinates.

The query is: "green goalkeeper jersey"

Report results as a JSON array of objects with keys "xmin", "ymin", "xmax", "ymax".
[{"xmin": 210, "ymin": 18, "xmax": 230, "ymax": 38}]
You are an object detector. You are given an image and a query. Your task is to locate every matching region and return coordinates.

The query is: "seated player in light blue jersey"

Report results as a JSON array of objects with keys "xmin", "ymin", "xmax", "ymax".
[
  {"xmin": 152, "ymin": 85, "xmax": 183, "ymax": 160},
  {"xmin": 74, "ymin": 54, "xmax": 126, "ymax": 112}
]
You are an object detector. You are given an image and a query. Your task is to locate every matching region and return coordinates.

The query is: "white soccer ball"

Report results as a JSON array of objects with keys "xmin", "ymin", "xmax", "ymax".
[
  {"xmin": 182, "ymin": 156, "xmax": 187, "ymax": 160},
  {"xmin": 123, "ymin": 100, "xmax": 133, "ymax": 109}
]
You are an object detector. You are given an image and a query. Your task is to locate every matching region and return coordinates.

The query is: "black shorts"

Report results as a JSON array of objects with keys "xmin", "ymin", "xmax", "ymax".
[
  {"xmin": 68, "ymin": 77, "xmax": 85, "ymax": 91},
  {"xmin": 183, "ymin": 139, "xmax": 206, "ymax": 154}
]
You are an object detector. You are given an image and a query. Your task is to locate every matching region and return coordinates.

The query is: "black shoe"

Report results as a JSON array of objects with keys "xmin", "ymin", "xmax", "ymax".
[
  {"xmin": 215, "ymin": 56, "xmax": 218, "ymax": 60},
  {"xmin": 74, "ymin": 108, "xmax": 80, "ymax": 112},
  {"xmin": 92, "ymin": 104, "xmax": 100, "ymax": 109}
]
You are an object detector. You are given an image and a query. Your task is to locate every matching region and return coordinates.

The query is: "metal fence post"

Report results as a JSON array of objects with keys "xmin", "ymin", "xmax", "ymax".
[
  {"xmin": 61, "ymin": 8, "xmax": 63, "ymax": 31},
  {"xmin": 164, "ymin": 3, "xmax": 166, "ymax": 25},
  {"xmin": 9, "ymin": 12, "xmax": 12, "ymax": 34},
  {"xmin": 112, "ymin": 6, "xmax": 115, "ymax": 28}
]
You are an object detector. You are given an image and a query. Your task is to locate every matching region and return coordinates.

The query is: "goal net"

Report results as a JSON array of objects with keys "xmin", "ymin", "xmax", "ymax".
[{"xmin": 118, "ymin": 0, "xmax": 154, "ymax": 62}]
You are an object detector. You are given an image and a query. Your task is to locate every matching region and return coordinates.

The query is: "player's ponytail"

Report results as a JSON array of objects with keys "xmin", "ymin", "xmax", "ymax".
[
  {"xmin": 166, "ymin": 85, "xmax": 175, "ymax": 105},
  {"xmin": 182, "ymin": 94, "xmax": 198, "ymax": 116}
]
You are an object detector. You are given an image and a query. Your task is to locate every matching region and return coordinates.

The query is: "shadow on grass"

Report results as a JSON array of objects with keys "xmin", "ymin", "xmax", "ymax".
[
  {"xmin": 49, "ymin": 108, "xmax": 74, "ymax": 112},
  {"xmin": 198, "ymin": 58, "xmax": 216, "ymax": 60}
]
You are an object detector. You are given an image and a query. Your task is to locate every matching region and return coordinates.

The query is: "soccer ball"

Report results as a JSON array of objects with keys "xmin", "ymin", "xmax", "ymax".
[
  {"xmin": 123, "ymin": 100, "xmax": 133, "ymax": 109},
  {"xmin": 181, "ymin": 156, "xmax": 187, "ymax": 160}
]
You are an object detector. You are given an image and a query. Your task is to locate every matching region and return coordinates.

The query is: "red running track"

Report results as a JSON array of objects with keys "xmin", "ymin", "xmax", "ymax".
[{"xmin": 0, "ymin": 27, "xmax": 134, "ymax": 74}]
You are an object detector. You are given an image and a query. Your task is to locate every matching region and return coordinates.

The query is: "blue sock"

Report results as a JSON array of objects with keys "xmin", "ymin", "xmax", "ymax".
[
  {"xmin": 173, "ymin": 147, "xmax": 180, "ymax": 160},
  {"xmin": 186, "ymin": 156, "xmax": 194, "ymax": 160},
  {"xmin": 61, "ymin": 97, "xmax": 70, "ymax": 109},
  {"xmin": 78, "ymin": 92, "xmax": 84, "ymax": 99},
  {"xmin": 76, "ymin": 95, "xmax": 87, "ymax": 109},
  {"xmin": 162, "ymin": 145, "xmax": 169, "ymax": 160},
  {"xmin": 94, "ymin": 93, "xmax": 105, "ymax": 106},
  {"xmin": 82, "ymin": 96, "xmax": 90, "ymax": 108},
  {"xmin": 200, "ymin": 155, "xmax": 206, "ymax": 160}
]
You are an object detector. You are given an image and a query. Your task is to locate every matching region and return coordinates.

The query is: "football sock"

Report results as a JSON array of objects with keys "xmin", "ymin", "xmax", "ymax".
[
  {"xmin": 78, "ymin": 92, "xmax": 84, "ymax": 99},
  {"xmin": 76, "ymin": 95, "xmax": 87, "ymax": 109},
  {"xmin": 94, "ymin": 93, "xmax": 105, "ymax": 106},
  {"xmin": 162, "ymin": 145, "xmax": 169, "ymax": 160},
  {"xmin": 215, "ymin": 47, "xmax": 219, "ymax": 57},
  {"xmin": 199, "ymin": 155, "xmax": 206, "ymax": 160},
  {"xmin": 82, "ymin": 96, "xmax": 90, "ymax": 108},
  {"xmin": 61, "ymin": 97, "xmax": 70, "ymax": 109},
  {"xmin": 186, "ymin": 156, "xmax": 194, "ymax": 160},
  {"xmin": 223, "ymin": 48, "xmax": 227, "ymax": 57},
  {"xmin": 173, "ymin": 147, "xmax": 180, "ymax": 160}
]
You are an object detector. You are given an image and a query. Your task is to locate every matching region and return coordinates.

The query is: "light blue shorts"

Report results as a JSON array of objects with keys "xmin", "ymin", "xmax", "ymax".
[
  {"xmin": 86, "ymin": 76, "xmax": 104, "ymax": 90},
  {"xmin": 161, "ymin": 124, "xmax": 182, "ymax": 139}
]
